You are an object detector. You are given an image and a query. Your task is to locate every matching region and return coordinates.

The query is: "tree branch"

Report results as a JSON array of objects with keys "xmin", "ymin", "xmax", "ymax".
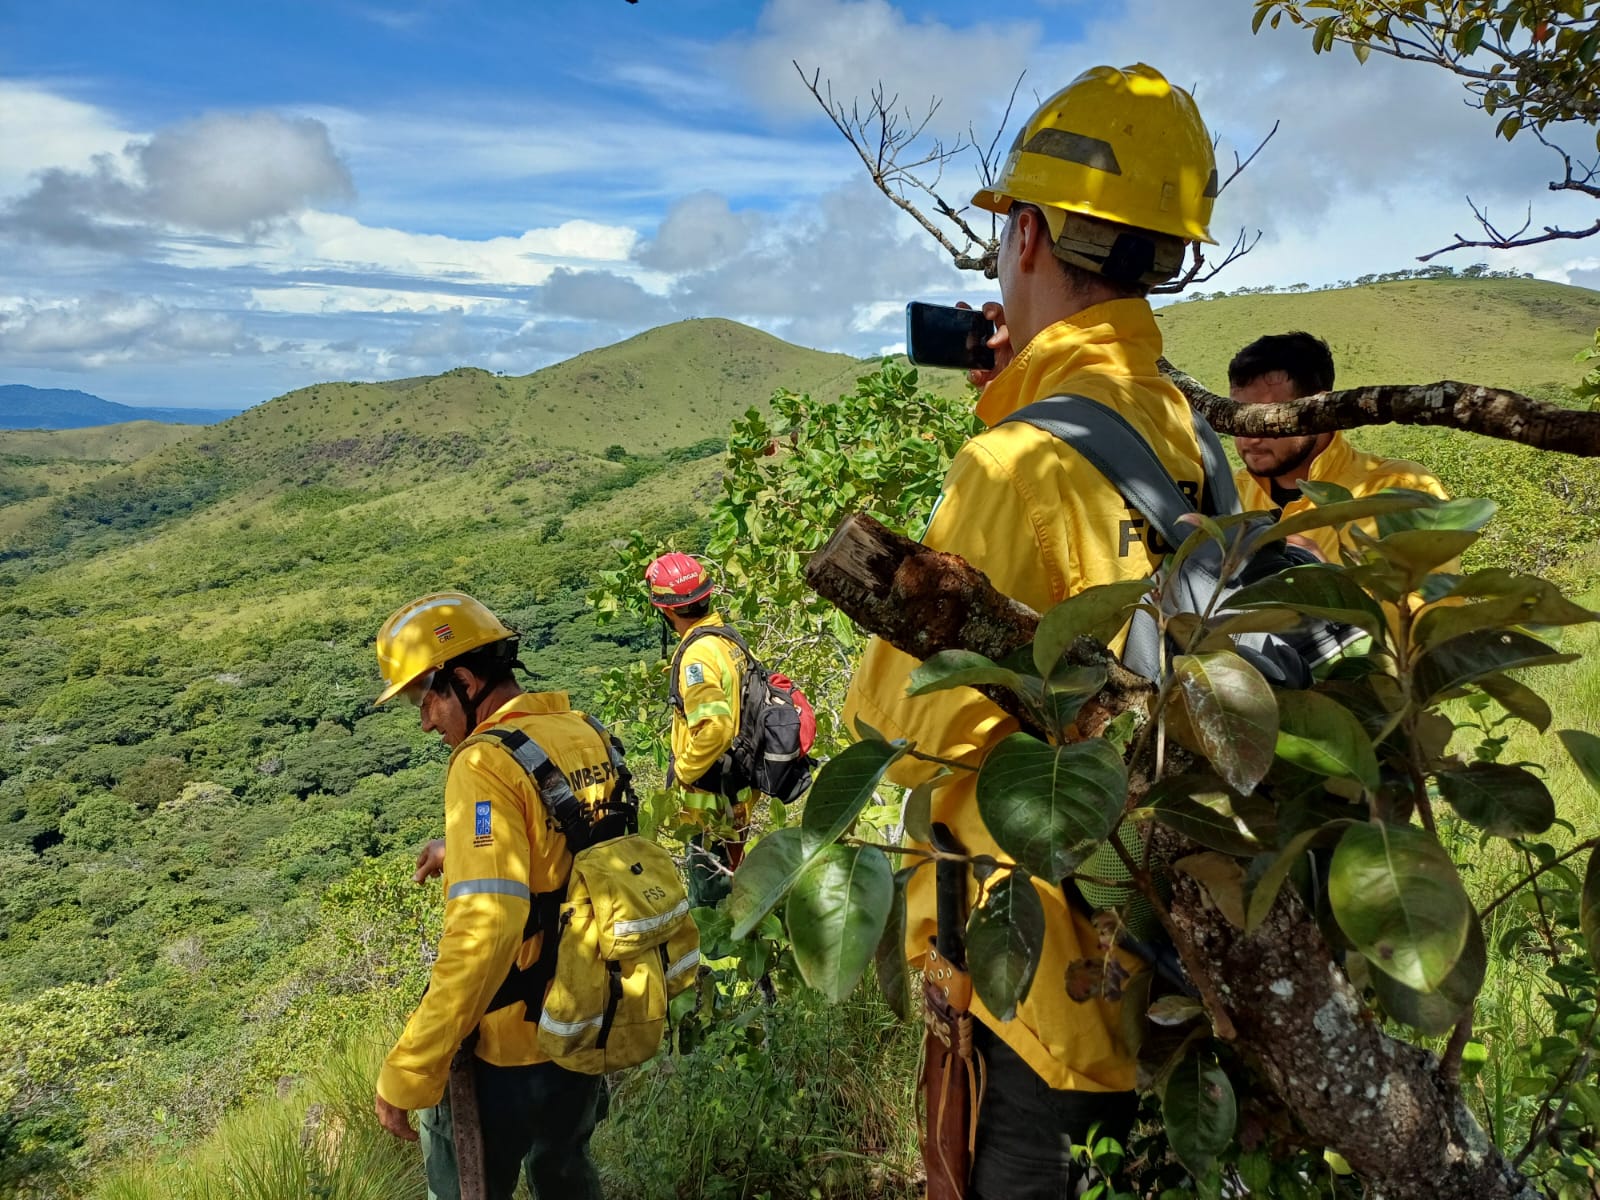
[{"xmin": 1158, "ymin": 357, "xmax": 1600, "ymax": 458}]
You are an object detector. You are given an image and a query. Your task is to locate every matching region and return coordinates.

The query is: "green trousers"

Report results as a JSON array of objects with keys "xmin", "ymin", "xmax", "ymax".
[{"xmin": 419, "ymin": 1055, "xmax": 608, "ymax": 1200}]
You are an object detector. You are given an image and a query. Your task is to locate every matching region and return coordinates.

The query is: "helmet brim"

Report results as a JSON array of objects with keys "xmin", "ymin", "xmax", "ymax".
[{"xmin": 648, "ymin": 579, "xmax": 715, "ymax": 609}]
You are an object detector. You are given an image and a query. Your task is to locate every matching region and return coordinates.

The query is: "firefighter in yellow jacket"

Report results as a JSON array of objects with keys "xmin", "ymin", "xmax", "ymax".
[
  {"xmin": 371, "ymin": 592, "xmax": 609, "ymax": 1200},
  {"xmin": 843, "ymin": 65, "xmax": 1219, "ymax": 1198},
  {"xmin": 1231, "ymin": 330, "xmax": 1449, "ymax": 561},
  {"xmin": 646, "ymin": 552, "xmax": 749, "ymax": 907}
]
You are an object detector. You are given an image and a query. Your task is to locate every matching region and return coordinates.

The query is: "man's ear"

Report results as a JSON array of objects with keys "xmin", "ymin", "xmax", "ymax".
[
  {"xmin": 1015, "ymin": 207, "xmax": 1049, "ymax": 273},
  {"xmin": 449, "ymin": 665, "xmax": 479, "ymax": 699}
]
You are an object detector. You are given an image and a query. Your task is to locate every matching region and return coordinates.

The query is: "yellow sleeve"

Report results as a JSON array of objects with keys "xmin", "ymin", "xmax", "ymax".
[
  {"xmin": 377, "ymin": 745, "xmax": 532, "ymax": 1110},
  {"xmin": 842, "ymin": 439, "xmax": 1046, "ymax": 786},
  {"xmin": 674, "ymin": 638, "xmax": 738, "ymax": 788}
]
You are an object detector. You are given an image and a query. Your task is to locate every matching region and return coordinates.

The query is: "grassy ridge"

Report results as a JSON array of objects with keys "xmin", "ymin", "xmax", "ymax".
[{"xmin": 1159, "ymin": 276, "xmax": 1600, "ymax": 396}]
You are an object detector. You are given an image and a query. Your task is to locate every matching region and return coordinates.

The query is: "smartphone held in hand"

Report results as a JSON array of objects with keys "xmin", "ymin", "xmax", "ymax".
[{"xmin": 905, "ymin": 301, "xmax": 996, "ymax": 372}]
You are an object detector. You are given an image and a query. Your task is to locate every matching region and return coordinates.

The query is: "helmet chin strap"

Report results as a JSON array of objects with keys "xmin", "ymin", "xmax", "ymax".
[{"xmin": 446, "ymin": 670, "xmax": 483, "ymax": 734}]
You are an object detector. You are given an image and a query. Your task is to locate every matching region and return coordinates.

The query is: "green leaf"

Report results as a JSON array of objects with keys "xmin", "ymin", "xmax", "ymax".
[
  {"xmin": 1162, "ymin": 1051, "xmax": 1237, "ymax": 1176},
  {"xmin": 1415, "ymin": 578, "xmax": 1597, "ymax": 650},
  {"xmin": 1275, "ymin": 690, "xmax": 1380, "ymax": 792},
  {"xmin": 1414, "ymin": 630, "xmax": 1576, "ymax": 706},
  {"xmin": 1330, "ymin": 822, "xmax": 1473, "ymax": 992},
  {"xmin": 1258, "ymin": 493, "xmax": 1435, "ymax": 546},
  {"xmin": 729, "ymin": 827, "xmax": 806, "ymax": 940},
  {"xmin": 1297, "ymin": 480, "xmax": 1352, "ymax": 506},
  {"xmin": 1375, "ymin": 493, "xmax": 1497, "ymax": 536},
  {"xmin": 907, "ymin": 650, "xmax": 1026, "ymax": 697},
  {"xmin": 1581, "ymin": 845, "xmax": 1600, "ymax": 971},
  {"xmin": 1461, "ymin": 21, "xmax": 1486, "ymax": 54},
  {"xmin": 903, "ymin": 777, "xmax": 937, "ymax": 844},
  {"xmin": 801, "ymin": 737, "xmax": 906, "ymax": 856},
  {"xmin": 975, "ymin": 734, "xmax": 1128, "ymax": 882},
  {"xmin": 786, "ymin": 844, "xmax": 894, "ymax": 1002},
  {"xmin": 1247, "ymin": 821, "xmax": 1353, "ymax": 932},
  {"xmin": 1474, "ymin": 673, "xmax": 1552, "ymax": 732},
  {"xmin": 1559, "ymin": 729, "xmax": 1600, "ymax": 800},
  {"xmin": 874, "ymin": 870, "xmax": 911, "ymax": 1021},
  {"xmin": 1032, "ymin": 580, "xmax": 1150, "ymax": 678},
  {"xmin": 1436, "ymin": 763, "xmax": 1555, "ymax": 836},
  {"xmin": 965, "ymin": 871, "xmax": 1047, "ymax": 1020},
  {"xmin": 1373, "ymin": 913, "xmax": 1486, "ymax": 1036},
  {"xmin": 1227, "ymin": 564, "xmax": 1389, "ymax": 641},
  {"xmin": 1146, "ymin": 775, "xmax": 1261, "ymax": 856},
  {"xmin": 1368, "ymin": 528, "xmax": 1480, "ymax": 589},
  {"xmin": 1170, "ymin": 652, "xmax": 1279, "ymax": 795}
]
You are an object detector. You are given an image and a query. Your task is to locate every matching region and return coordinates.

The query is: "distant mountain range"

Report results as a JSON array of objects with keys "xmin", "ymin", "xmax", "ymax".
[{"xmin": 0, "ymin": 385, "xmax": 243, "ymax": 430}]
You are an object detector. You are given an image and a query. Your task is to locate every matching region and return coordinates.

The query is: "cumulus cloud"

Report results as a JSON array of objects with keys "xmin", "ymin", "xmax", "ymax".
[
  {"xmin": 634, "ymin": 191, "xmax": 760, "ymax": 272},
  {"xmin": 727, "ymin": 0, "xmax": 1034, "ymax": 132},
  {"xmin": 533, "ymin": 268, "xmax": 674, "ymax": 325},
  {"xmin": 0, "ymin": 293, "xmax": 262, "ymax": 367},
  {"xmin": 0, "ymin": 81, "xmax": 135, "ymax": 198},
  {"xmin": 1, "ymin": 111, "xmax": 354, "ymax": 248}
]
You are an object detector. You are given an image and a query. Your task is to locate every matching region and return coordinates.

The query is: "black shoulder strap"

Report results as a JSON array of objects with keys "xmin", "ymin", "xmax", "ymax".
[
  {"xmin": 667, "ymin": 625, "xmax": 750, "ymax": 711},
  {"xmin": 1003, "ymin": 395, "xmax": 1198, "ymax": 547},
  {"xmin": 473, "ymin": 727, "xmax": 593, "ymax": 854},
  {"xmin": 1188, "ymin": 407, "xmax": 1241, "ymax": 518}
]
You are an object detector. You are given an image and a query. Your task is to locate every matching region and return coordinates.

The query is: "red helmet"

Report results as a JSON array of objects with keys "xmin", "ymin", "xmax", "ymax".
[{"xmin": 646, "ymin": 552, "xmax": 713, "ymax": 609}]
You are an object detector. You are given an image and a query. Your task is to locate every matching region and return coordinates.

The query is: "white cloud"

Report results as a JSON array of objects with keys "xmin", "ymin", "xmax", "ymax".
[
  {"xmin": 184, "ymin": 211, "xmax": 638, "ymax": 286},
  {"xmin": 633, "ymin": 191, "xmax": 759, "ymax": 271},
  {"xmin": 1, "ymin": 111, "xmax": 354, "ymax": 248},
  {"xmin": 727, "ymin": 0, "xmax": 1035, "ymax": 133},
  {"xmin": 0, "ymin": 293, "xmax": 261, "ymax": 366},
  {"xmin": 246, "ymin": 284, "xmax": 520, "ymax": 316},
  {"xmin": 0, "ymin": 81, "xmax": 135, "ymax": 197}
]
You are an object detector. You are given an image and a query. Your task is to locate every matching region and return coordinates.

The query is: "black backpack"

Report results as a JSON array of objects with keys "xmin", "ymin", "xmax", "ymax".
[
  {"xmin": 668, "ymin": 626, "xmax": 817, "ymax": 803},
  {"xmin": 1000, "ymin": 394, "xmax": 1364, "ymax": 688}
]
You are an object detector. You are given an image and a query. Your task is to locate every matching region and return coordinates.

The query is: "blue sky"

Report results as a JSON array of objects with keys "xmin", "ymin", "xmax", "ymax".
[{"xmin": 3, "ymin": 0, "xmax": 1596, "ymax": 410}]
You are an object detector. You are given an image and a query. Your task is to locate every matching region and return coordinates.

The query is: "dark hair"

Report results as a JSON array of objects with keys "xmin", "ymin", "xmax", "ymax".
[
  {"xmin": 1009, "ymin": 203, "xmax": 1151, "ymax": 299},
  {"xmin": 673, "ymin": 597, "xmax": 712, "ymax": 621},
  {"xmin": 1228, "ymin": 332, "xmax": 1335, "ymax": 396},
  {"xmin": 443, "ymin": 637, "xmax": 522, "ymax": 688}
]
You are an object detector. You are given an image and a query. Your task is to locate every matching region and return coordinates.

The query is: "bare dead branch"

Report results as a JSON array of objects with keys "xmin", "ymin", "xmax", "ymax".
[
  {"xmin": 1158, "ymin": 357, "xmax": 1600, "ymax": 457},
  {"xmin": 1217, "ymin": 120, "xmax": 1279, "ymax": 197}
]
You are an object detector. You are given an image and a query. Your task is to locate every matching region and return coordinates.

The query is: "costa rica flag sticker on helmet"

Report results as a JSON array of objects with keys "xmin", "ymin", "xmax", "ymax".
[{"xmin": 434, "ymin": 623, "xmax": 454, "ymax": 642}]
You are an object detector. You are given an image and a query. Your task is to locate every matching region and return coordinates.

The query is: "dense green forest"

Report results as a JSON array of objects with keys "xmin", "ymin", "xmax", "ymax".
[{"xmin": 3, "ymin": 280, "xmax": 1599, "ymax": 1198}]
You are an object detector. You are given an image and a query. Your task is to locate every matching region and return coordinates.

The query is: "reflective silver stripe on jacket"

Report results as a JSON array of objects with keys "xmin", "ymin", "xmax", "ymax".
[
  {"xmin": 613, "ymin": 898, "xmax": 689, "ymax": 939},
  {"xmin": 446, "ymin": 877, "xmax": 532, "ymax": 902},
  {"xmin": 539, "ymin": 1010, "xmax": 605, "ymax": 1038},
  {"xmin": 665, "ymin": 948, "xmax": 700, "ymax": 981}
]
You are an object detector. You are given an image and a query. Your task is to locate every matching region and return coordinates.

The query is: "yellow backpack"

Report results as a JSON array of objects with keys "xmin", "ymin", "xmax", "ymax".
[{"xmin": 471, "ymin": 717, "xmax": 699, "ymax": 1075}]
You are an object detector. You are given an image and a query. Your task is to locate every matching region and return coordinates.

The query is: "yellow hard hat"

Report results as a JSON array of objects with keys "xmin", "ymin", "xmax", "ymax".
[
  {"xmin": 374, "ymin": 592, "xmax": 516, "ymax": 705},
  {"xmin": 972, "ymin": 64, "xmax": 1218, "ymax": 247}
]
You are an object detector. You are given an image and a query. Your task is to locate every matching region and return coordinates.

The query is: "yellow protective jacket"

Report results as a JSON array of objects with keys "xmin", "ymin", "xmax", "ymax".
[
  {"xmin": 669, "ymin": 612, "xmax": 747, "ymax": 793},
  {"xmin": 844, "ymin": 300, "xmax": 1207, "ymax": 1094},
  {"xmin": 1235, "ymin": 432, "xmax": 1449, "ymax": 561},
  {"xmin": 377, "ymin": 691, "xmax": 620, "ymax": 1111}
]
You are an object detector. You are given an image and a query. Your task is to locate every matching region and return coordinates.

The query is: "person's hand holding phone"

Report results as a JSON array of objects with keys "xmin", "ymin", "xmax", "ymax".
[{"xmin": 958, "ymin": 301, "xmax": 1012, "ymax": 388}]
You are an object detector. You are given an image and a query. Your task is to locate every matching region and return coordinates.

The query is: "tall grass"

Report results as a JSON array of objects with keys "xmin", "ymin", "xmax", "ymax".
[{"xmin": 93, "ymin": 1037, "xmax": 423, "ymax": 1200}]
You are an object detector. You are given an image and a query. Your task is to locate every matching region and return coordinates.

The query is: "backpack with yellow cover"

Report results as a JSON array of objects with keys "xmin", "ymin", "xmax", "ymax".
[{"xmin": 470, "ymin": 715, "xmax": 699, "ymax": 1074}]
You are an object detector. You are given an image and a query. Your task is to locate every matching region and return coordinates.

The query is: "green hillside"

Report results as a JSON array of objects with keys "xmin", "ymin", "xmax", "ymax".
[
  {"xmin": 3, "ymin": 281, "xmax": 1600, "ymax": 1197},
  {"xmin": 1158, "ymin": 276, "xmax": 1600, "ymax": 396}
]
